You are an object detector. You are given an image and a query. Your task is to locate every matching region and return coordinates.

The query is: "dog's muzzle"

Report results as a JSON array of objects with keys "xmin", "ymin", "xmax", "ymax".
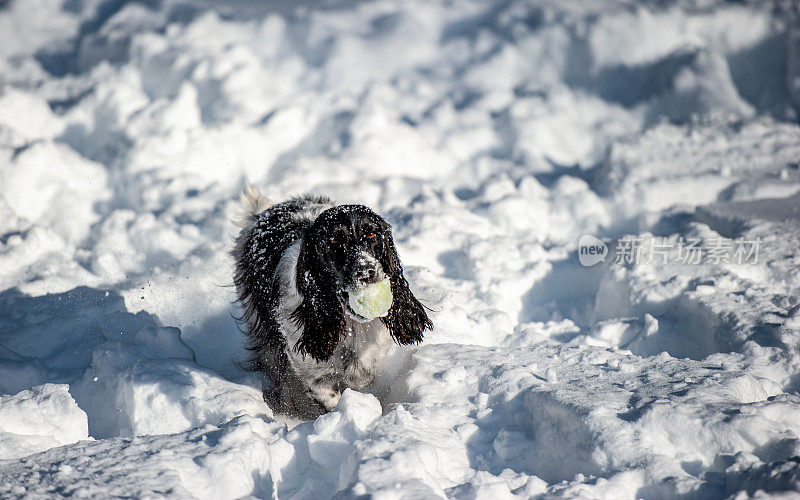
[{"xmin": 343, "ymin": 251, "xmax": 384, "ymax": 291}]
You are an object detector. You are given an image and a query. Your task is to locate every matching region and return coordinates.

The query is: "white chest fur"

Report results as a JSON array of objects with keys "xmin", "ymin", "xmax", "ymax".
[{"xmin": 273, "ymin": 241, "xmax": 393, "ymax": 411}]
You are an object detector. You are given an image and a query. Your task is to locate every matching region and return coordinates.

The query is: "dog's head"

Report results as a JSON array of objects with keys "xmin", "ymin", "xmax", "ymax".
[
  {"xmin": 306, "ymin": 205, "xmax": 390, "ymax": 299},
  {"xmin": 293, "ymin": 204, "xmax": 431, "ymax": 361}
]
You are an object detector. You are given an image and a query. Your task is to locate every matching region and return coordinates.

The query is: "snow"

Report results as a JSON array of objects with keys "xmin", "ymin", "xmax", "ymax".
[
  {"xmin": 0, "ymin": 384, "xmax": 88, "ymax": 461},
  {"xmin": 1, "ymin": 0, "xmax": 800, "ymax": 498}
]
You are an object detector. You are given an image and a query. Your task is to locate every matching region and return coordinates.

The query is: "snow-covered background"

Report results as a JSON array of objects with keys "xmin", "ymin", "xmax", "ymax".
[{"xmin": 1, "ymin": 0, "xmax": 800, "ymax": 497}]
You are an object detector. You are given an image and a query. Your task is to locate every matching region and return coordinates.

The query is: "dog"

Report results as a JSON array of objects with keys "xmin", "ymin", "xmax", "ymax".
[{"xmin": 233, "ymin": 188, "xmax": 432, "ymax": 418}]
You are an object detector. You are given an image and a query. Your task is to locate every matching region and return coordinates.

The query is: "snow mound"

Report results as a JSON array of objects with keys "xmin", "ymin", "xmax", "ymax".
[
  {"xmin": 0, "ymin": 384, "xmax": 88, "ymax": 460},
  {"xmin": 0, "ymin": 415, "xmax": 281, "ymax": 498},
  {"xmin": 0, "ymin": 389, "xmax": 383, "ymax": 498},
  {"xmin": 346, "ymin": 344, "xmax": 799, "ymax": 497},
  {"xmin": 114, "ymin": 358, "xmax": 269, "ymax": 437},
  {"xmin": 597, "ymin": 119, "xmax": 800, "ymax": 226}
]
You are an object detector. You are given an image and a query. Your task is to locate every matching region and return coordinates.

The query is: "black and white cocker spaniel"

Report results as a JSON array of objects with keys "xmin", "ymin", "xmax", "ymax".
[{"xmin": 233, "ymin": 188, "xmax": 432, "ymax": 418}]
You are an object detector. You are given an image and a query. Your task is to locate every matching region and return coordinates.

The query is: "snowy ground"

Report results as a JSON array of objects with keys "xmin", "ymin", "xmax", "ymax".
[{"xmin": 1, "ymin": 0, "xmax": 800, "ymax": 498}]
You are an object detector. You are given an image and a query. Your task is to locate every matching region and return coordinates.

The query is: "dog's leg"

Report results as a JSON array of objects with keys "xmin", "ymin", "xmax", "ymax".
[
  {"xmin": 268, "ymin": 371, "xmax": 334, "ymax": 419},
  {"xmin": 307, "ymin": 375, "xmax": 344, "ymax": 413}
]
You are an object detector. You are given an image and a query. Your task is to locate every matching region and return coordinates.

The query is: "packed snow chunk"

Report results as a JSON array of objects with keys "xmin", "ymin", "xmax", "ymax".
[
  {"xmin": 178, "ymin": 416, "xmax": 286, "ymax": 499},
  {"xmin": 597, "ymin": 119, "xmax": 800, "ymax": 219},
  {"xmin": 327, "ymin": 85, "xmax": 458, "ymax": 180},
  {"xmin": 0, "ymin": 87, "xmax": 65, "ymax": 147},
  {"xmin": 0, "ymin": 141, "xmax": 110, "ymax": 243},
  {"xmin": 125, "ymin": 81, "xmax": 201, "ymax": 136},
  {"xmin": 0, "ymin": 0, "xmax": 81, "ymax": 60},
  {"xmin": 112, "ymin": 358, "xmax": 268, "ymax": 437},
  {"xmin": 335, "ymin": 389, "xmax": 382, "ymax": 434},
  {"xmin": 586, "ymin": 3, "xmax": 773, "ymax": 68},
  {"xmin": 345, "ymin": 404, "xmax": 472, "ymax": 497},
  {"xmin": 654, "ymin": 48, "xmax": 756, "ymax": 123},
  {"xmin": 723, "ymin": 454, "xmax": 800, "ymax": 496},
  {"xmin": 696, "ymin": 192, "xmax": 800, "ymax": 234},
  {"xmin": 0, "ymin": 384, "xmax": 88, "ymax": 460},
  {"xmin": 575, "ymin": 315, "xmax": 660, "ymax": 351},
  {"xmin": 448, "ymin": 469, "xmax": 548, "ymax": 499},
  {"xmin": 510, "ymin": 87, "xmax": 642, "ymax": 170},
  {"xmin": 0, "ymin": 416, "xmax": 288, "ymax": 499},
  {"xmin": 306, "ymin": 390, "xmax": 381, "ymax": 482},
  {"xmin": 348, "ymin": 278, "xmax": 392, "ymax": 320}
]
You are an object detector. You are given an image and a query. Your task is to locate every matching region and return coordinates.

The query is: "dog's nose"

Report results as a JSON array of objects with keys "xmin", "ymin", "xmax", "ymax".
[{"xmin": 357, "ymin": 266, "xmax": 377, "ymax": 282}]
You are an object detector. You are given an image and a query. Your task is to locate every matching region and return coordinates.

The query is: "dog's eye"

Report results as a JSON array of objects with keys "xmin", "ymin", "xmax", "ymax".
[{"xmin": 367, "ymin": 233, "xmax": 377, "ymax": 240}]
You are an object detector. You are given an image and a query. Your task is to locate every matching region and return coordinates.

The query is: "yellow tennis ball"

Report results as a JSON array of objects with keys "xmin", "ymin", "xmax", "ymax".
[{"xmin": 348, "ymin": 278, "xmax": 393, "ymax": 320}]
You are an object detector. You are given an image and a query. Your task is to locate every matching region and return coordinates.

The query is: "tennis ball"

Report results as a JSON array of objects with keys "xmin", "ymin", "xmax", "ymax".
[{"xmin": 348, "ymin": 278, "xmax": 393, "ymax": 320}]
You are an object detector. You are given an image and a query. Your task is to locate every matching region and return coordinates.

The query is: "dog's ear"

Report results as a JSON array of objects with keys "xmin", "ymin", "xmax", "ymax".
[
  {"xmin": 292, "ymin": 235, "xmax": 346, "ymax": 362},
  {"xmin": 380, "ymin": 229, "xmax": 432, "ymax": 344}
]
